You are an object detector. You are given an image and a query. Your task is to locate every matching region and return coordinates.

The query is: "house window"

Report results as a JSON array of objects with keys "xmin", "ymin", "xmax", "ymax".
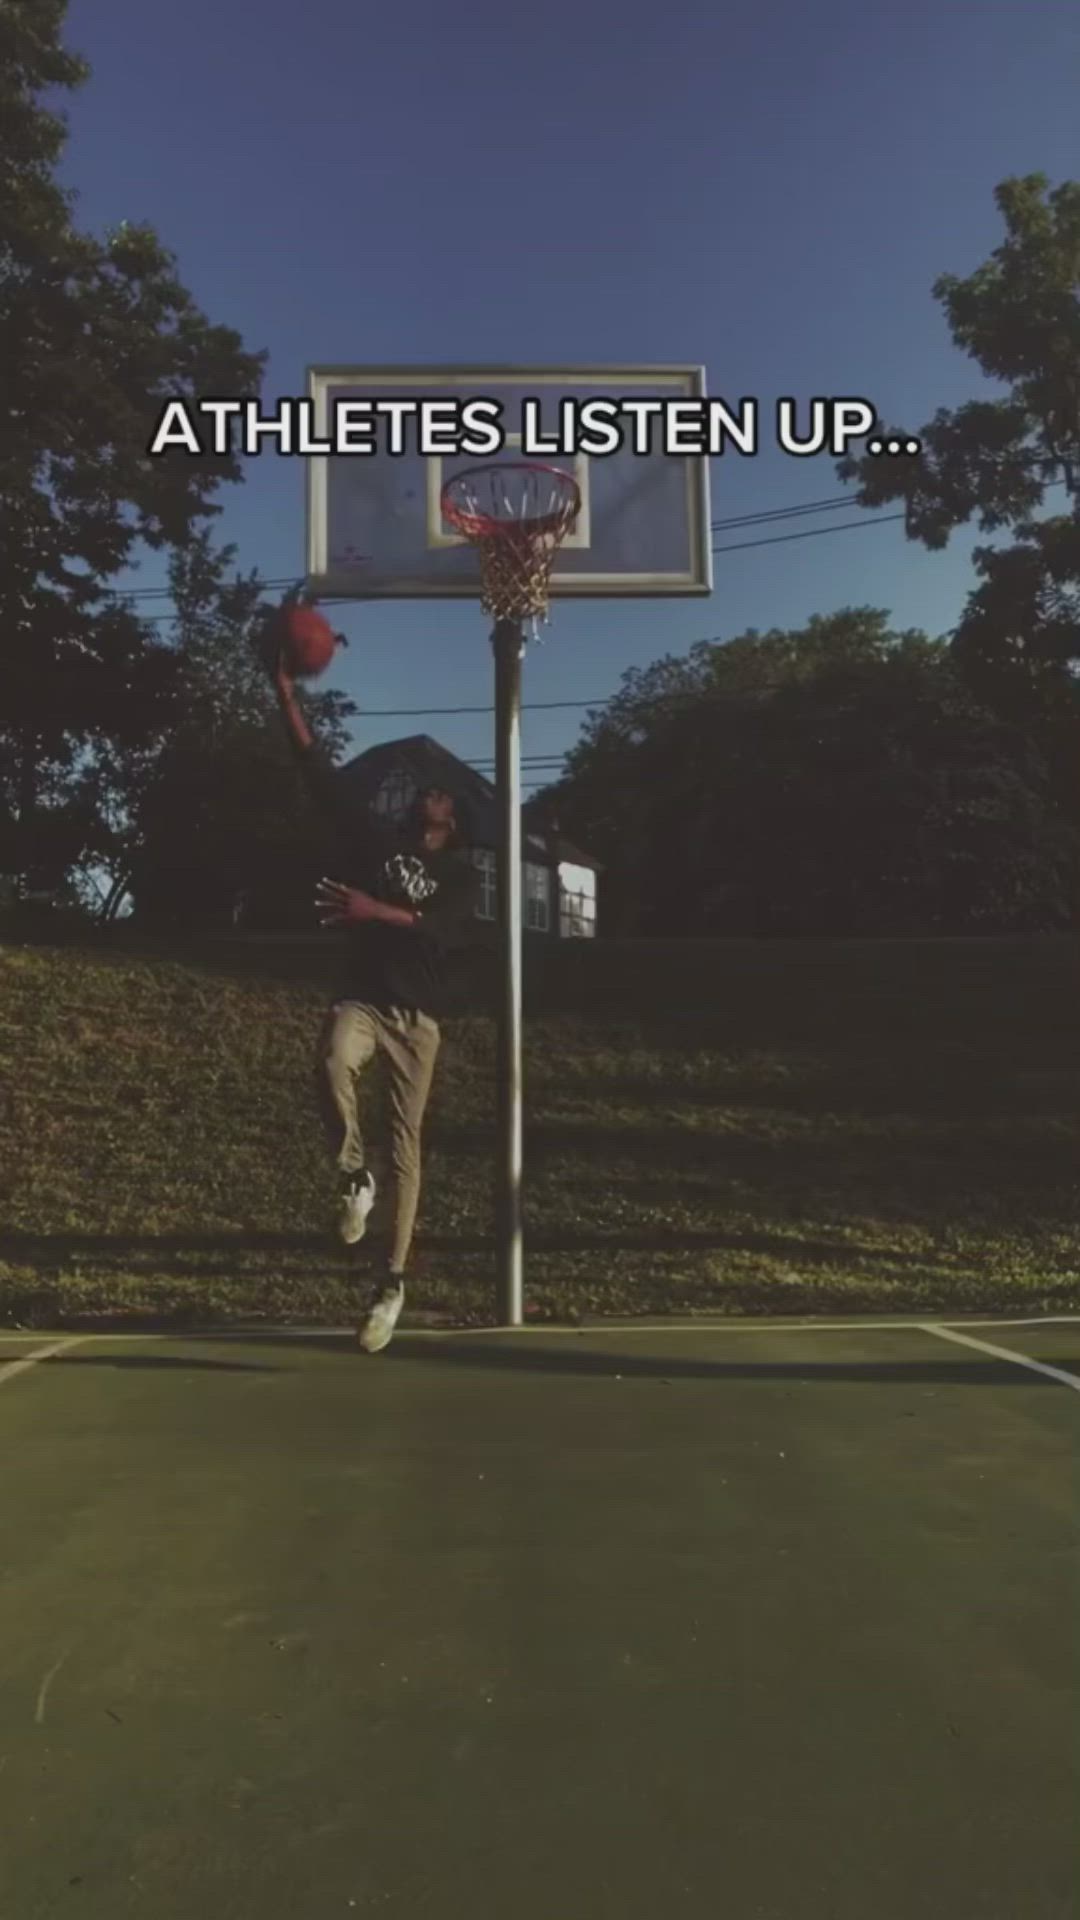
[
  {"xmin": 472, "ymin": 848, "xmax": 496, "ymax": 921},
  {"xmin": 559, "ymin": 863, "xmax": 597, "ymax": 939},
  {"xmin": 470, "ymin": 854, "xmax": 552, "ymax": 929},
  {"xmin": 374, "ymin": 768, "xmax": 418, "ymax": 823},
  {"xmin": 524, "ymin": 862, "xmax": 551, "ymax": 933}
]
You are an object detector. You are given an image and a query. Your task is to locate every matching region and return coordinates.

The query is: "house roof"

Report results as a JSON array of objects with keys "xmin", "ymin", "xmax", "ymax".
[
  {"xmin": 551, "ymin": 835, "xmax": 600, "ymax": 870},
  {"xmin": 341, "ymin": 735, "xmax": 601, "ymax": 870},
  {"xmin": 340, "ymin": 734, "xmax": 499, "ymax": 846},
  {"xmin": 522, "ymin": 799, "xmax": 601, "ymax": 872},
  {"xmin": 341, "ymin": 734, "xmax": 493, "ymax": 803}
]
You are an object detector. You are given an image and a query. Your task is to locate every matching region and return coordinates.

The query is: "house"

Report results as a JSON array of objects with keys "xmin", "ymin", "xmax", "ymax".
[{"xmin": 334, "ymin": 734, "xmax": 600, "ymax": 939}]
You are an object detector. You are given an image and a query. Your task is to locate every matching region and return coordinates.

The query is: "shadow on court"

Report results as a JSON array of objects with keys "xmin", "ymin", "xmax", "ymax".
[
  {"xmin": 381, "ymin": 1343, "xmax": 1073, "ymax": 1387},
  {"xmin": 556, "ymin": 1066, "xmax": 1079, "ymax": 1118},
  {"xmin": 146, "ymin": 1328, "xmax": 1075, "ymax": 1389},
  {"xmin": 0, "ymin": 1228, "xmax": 337, "ymax": 1267},
  {"xmin": 422, "ymin": 1226, "xmax": 945, "ymax": 1265},
  {"xmin": 0, "ymin": 1222, "xmax": 963, "ymax": 1271},
  {"xmin": 40, "ymin": 1353, "xmax": 285, "ymax": 1374},
  {"xmin": 428, "ymin": 1113, "xmax": 1078, "ymax": 1178}
]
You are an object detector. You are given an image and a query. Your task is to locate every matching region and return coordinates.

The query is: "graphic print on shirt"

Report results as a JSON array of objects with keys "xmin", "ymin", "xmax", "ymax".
[{"xmin": 383, "ymin": 852, "xmax": 440, "ymax": 908}]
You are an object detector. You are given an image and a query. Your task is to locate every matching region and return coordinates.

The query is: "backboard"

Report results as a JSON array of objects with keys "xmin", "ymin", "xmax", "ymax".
[{"xmin": 306, "ymin": 365, "xmax": 712, "ymax": 600}]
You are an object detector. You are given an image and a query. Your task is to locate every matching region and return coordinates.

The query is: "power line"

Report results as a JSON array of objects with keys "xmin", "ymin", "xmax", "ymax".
[
  {"xmin": 710, "ymin": 492, "xmax": 855, "ymax": 529},
  {"xmin": 712, "ymin": 512, "xmax": 905, "ymax": 555},
  {"xmin": 127, "ymin": 503, "xmax": 902, "ymax": 627},
  {"xmin": 115, "ymin": 512, "xmax": 909, "ymax": 721},
  {"xmin": 354, "ymin": 697, "xmax": 617, "ymax": 716},
  {"xmin": 107, "ymin": 492, "xmax": 893, "ymax": 610},
  {"xmin": 46, "ymin": 504, "xmax": 911, "ymax": 726},
  {"xmin": 111, "ymin": 579, "xmax": 291, "ymax": 602}
]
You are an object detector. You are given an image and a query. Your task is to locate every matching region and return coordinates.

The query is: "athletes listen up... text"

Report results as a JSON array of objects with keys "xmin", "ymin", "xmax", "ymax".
[{"xmin": 148, "ymin": 396, "xmax": 922, "ymax": 461}]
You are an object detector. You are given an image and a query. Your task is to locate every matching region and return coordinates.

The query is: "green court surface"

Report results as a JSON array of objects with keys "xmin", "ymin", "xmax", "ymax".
[{"xmin": 2, "ymin": 1317, "xmax": 1078, "ymax": 1920}]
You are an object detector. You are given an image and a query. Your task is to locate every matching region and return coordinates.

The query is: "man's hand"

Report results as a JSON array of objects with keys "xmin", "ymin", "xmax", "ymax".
[
  {"xmin": 315, "ymin": 878, "xmax": 420, "ymax": 932},
  {"xmin": 315, "ymin": 878, "xmax": 381, "ymax": 927}
]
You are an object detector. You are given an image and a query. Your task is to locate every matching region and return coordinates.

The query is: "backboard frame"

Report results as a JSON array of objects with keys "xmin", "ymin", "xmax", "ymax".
[{"xmin": 305, "ymin": 364, "xmax": 713, "ymax": 601}]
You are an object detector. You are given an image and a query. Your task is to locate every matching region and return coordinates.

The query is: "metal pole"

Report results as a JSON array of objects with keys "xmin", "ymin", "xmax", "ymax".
[{"xmin": 492, "ymin": 617, "xmax": 525, "ymax": 1327}]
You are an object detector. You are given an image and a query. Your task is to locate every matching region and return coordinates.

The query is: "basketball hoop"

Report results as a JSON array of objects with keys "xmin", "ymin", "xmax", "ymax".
[{"xmin": 440, "ymin": 462, "xmax": 581, "ymax": 631}]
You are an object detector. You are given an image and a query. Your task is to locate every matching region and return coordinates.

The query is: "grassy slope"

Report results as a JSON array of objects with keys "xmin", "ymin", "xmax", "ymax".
[{"xmin": 1, "ymin": 933, "xmax": 1078, "ymax": 1327}]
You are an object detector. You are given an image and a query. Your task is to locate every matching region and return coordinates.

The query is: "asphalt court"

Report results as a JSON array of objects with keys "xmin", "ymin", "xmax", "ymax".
[{"xmin": 1, "ymin": 1315, "xmax": 1078, "ymax": 1919}]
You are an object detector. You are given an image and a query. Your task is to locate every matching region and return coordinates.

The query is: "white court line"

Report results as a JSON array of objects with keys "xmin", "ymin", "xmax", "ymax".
[
  {"xmin": 0, "ymin": 1336, "xmax": 87, "ymax": 1386},
  {"xmin": 34, "ymin": 1649, "xmax": 71, "ymax": 1725},
  {"xmin": 962, "ymin": 1316, "xmax": 1080, "ymax": 1329},
  {"xmin": 404, "ymin": 1314, "xmax": 1080, "ymax": 1340},
  {"xmin": 1, "ymin": 1316, "xmax": 1079, "ymax": 1344},
  {"xmin": 922, "ymin": 1323, "xmax": 1080, "ymax": 1394}
]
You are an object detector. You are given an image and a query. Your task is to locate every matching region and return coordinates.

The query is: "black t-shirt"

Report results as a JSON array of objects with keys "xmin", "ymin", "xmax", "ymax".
[{"xmin": 299, "ymin": 745, "xmax": 481, "ymax": 1019}]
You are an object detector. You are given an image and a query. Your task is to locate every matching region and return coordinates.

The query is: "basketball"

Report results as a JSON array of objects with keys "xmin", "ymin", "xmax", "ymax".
[{"xmin": 274, "ymin": 601, "xmax": 340, "ymax": 679}]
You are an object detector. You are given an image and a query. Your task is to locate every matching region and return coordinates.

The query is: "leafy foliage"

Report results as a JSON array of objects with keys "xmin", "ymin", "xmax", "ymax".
[
  {"xmin": 547, "ymin": 179, "xmax": 1080, "ymax": 938},
  {"xmin": 99, "ymin": 538, "xmax": 357, "ymax": 927},
  {"xmin": 839, "ymin": 175, "xmax": 1080, "ymax": 730},
  {"xmin": 547, "ymin": 611, "xmax": 1076, "ymax": 935},
  {"xmin": 0, "ymin": 0, "xmax": 264, "ymax": 898}
]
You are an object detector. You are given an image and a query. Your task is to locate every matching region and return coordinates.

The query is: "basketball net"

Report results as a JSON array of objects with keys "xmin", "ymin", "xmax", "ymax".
[{"xmin": 440, "ymin": 463, "xmax": 581, "ymax": 637}]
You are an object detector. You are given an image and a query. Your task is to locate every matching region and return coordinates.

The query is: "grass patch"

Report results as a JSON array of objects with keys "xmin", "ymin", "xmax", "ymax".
[{"xmin": 1, "ymin": 933, "xmax": 1078, "ymax": 1327}]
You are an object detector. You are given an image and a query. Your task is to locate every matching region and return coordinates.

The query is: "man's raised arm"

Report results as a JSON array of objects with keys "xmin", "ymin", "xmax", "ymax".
[
  {"xmin": 271, "ymin": 650, "xmax": 396, "ymax": 872},
  {"xmin": 273, "ymin": 653, "xmax": 348, "ymax": 826}
]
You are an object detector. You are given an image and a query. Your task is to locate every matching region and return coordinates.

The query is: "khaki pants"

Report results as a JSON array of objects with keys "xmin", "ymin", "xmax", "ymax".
[{"xmin": 316, "ymin": 1001, "xmax": 441, "ymax": 1274}]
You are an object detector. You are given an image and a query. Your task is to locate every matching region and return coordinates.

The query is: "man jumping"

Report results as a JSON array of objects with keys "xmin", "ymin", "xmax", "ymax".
[{"xmin": 273, "ymin": 650, "xmax": 480, "ymax": 1353}]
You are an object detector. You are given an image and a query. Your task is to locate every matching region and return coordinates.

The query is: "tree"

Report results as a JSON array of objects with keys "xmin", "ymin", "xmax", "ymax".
[
  {"xmin": 552, "ymin": 611, "xmax": 912, "ymax": 933},
  {"xmin": 545, "ymin": 611, "xmax": 1075, "ymax": 937},
  {"xmin": 0, "ymin": 0, "xmax": 265, "ymax": 897},
  {"xmin": 99, "ymin": 538, "xmax": 357, "ymax": 928},
  {"xmin": 838, "ymin": 175, "xmax": 1080, "ymax": 773}
]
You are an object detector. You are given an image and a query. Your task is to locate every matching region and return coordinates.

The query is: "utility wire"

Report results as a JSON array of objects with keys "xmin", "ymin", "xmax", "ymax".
[
  {"xmin": 712, "ymin": 512, "xmax": 904, "ymax": 555},
  {"xmin": 710, "ymin": 492, "xmax": 856, "ymax": 529},
  {"xmin": 69, "ymin": 498, "xmax": 910, "ymax": 736},
  {"xmin": 125, "ymin": 506, "xmax": 904, "ymax": 627},
  {"xmin": 108, "ymin": 492, "xmax": 895, "ymax": 609}
]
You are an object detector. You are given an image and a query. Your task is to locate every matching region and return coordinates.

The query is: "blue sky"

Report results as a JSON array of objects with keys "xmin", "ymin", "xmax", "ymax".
[{"xmin": 62, "ymin": 0, "xmax": 1079, "ymax": 790}]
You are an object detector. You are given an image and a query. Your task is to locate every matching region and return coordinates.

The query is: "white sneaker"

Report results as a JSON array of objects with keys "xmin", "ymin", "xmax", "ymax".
[
  {"xmin": 339, "ymin": 1171, "xmax": 376, "ymax": 1247},
  {"xmin": 358, "ymin": 1280, "xmax": 405, "ymax": 1355}
]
